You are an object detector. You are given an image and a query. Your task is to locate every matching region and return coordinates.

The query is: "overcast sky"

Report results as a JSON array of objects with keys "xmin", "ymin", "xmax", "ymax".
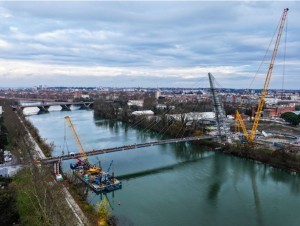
[{"xmin": 0, "ymin": 1, "xmax": 299, "ymax": 89}]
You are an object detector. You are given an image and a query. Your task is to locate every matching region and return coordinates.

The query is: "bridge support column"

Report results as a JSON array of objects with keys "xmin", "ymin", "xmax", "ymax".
[
  {"xmin": 37, "ymin": 105, "xmax": 50, "ymax": 113},
  {"xmin": 53, "ymin": 160, "xmax": 61, "ymax": 174},
  {"xmin": 53, "ymin": 162, "xmax": 58, "ymax": 174},
  {"xmin": 61, "ymin": 104, "xmax": 71, "ymax": 111},
  {"xmin": 79, "ymin": 103, "xmax": 90, "ymax": 110}
]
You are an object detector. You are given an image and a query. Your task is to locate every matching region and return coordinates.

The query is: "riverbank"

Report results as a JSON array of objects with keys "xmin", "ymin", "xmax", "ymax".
[
  {"xmin": 0, "ymin": 99, "xmax": 94, "ymax": 225},
  {"xmin": 17, "ymin": 103, "xmax": 118, "ymax": 225},
  {"xmin": 94, "ymin": 102, "xmax": 300, "ymax": 174},
  {"xmin": 220, "ymin": 143, "xmax": 300, "ymax": 173}
]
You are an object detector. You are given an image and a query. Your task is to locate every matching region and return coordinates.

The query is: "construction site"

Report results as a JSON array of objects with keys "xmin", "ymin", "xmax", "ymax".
[
  {"xmin": 60, "ymin": 116, "xmax": 122, "ymax": 194},
  {"xmin": 209, "ymin": 8, "xmax": 299, "ymax": 149}
]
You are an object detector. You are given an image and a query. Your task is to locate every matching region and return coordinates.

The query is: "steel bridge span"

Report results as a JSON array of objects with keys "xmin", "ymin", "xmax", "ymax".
[{"xmin": 43, "ymin": 136, "xmax": 213, "ymax": 164}]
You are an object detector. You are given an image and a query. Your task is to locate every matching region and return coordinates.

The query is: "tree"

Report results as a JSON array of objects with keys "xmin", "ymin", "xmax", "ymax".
[
  {"xmin": 0, "ymin": 177, "xmax": 19, "ymax": 225},
  {"xmin": 97, "ymin": 197, "xmax": 110, "ymax": 226},
  {"xmin": 280, "ymin": 112, "xmax": 300, "ymax": 126}
]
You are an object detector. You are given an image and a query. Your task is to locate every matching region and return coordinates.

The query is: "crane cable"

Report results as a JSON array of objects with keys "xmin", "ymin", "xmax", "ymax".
[{"xmin": 247, "ymin": 15, "xmax": 282, "ymax": 90}]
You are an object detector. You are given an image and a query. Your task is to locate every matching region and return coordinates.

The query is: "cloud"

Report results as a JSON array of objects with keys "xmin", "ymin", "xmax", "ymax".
[
  {"xmin": 0, "ymin": 39, "xmax": 11, "ymax": 48},
  {"xmin": 0, "ymin": 58, "xmax": 246, "ymax": 78},
  {"xmin": 0, "ymin": 1, "xmax": 299, "ymax": 88}
]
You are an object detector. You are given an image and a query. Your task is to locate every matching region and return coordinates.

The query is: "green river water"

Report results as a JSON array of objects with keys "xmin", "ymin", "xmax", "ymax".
[{"xmin": 26, "ymin": 108, "xmax": 300, "ymax": 226}]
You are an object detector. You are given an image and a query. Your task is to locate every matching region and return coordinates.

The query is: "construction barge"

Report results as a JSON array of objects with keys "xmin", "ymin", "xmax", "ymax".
[
  {"xmin": 71, "ymin": 167, "xmax": 122, "ymax": 193},
  {"xmin": 64, "ymin": 115, "xmax": 122, "ymax": 194}
]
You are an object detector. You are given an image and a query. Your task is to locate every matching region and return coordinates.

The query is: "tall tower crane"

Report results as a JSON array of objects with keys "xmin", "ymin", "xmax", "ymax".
[
  {"xmin": 64, "ymin": 115, "xmax": 101, "ymax": 173},
  {"xmin": 236, "ymin": 8, "xmax": 289, "ymax": 142}
]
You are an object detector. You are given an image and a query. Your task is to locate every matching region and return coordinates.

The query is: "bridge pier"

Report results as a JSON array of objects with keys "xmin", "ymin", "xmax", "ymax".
[
  {"xmin": 53, "ymin": 159, "xmax": 61, "ymax": 174},
  {"xmin": 79, "ymin": 103, "xmax": 92, "ymax": 110},
  {"xmin": 61, "ymin": 104, "xmax": 72, "ymax": 111},
  {"xmin": 37, "ymin": 105, "xmax": 50, "ymax": 113}
]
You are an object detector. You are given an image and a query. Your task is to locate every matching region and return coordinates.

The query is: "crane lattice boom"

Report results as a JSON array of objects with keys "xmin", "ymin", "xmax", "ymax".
[
  {"xmin": 64, "ymin": 116, "xmax": 88, "ymax": 161},
  {"xmin": 64, "ymin": 116, "xmax": 102, "ymax": 173},
  {"xmin": 237, "ymin": 8, "xmax": 289, "ymax": 142},
  {"xmin": 235, "ymin": 110, "xmax": 249, "ymax": 140}
]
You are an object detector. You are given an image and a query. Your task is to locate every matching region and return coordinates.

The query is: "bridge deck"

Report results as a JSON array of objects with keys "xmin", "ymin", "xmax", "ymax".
[
  {"xmin": 20, "ymin": 101, "xmax": 93, "ymax": 108},
  {"xmin": 43, "ymin": 136, "xmax": 212, "ymax": 164}
]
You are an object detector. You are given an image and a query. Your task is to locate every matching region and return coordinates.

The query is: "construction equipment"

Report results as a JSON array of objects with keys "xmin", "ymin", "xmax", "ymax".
[
  {"xmin": 64, "ymin": 115, "xmax": 101, "ymax": 174},
  {"xmin": 236, "ymin": 8, "xmax": 289, "ymax": 142},
  {"xmin": 235, "ymin": 110, "xmax": 249, "ymax": 140},
  {"xmin": 106, "ymin": 160, "xmax": 114, "ymax": 173},
  {"xmin": 208, "ymin": 72, "xmax": 232, "ymax": 143}
]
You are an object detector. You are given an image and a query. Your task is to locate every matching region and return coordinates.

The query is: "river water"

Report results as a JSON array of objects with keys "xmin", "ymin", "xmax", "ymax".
[{"xmin": 25, "ymin": 107, "xmax": 300, "ymax": 226}]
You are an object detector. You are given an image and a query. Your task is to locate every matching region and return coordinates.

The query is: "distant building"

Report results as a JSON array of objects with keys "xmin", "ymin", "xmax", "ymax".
[
  {"xmin": 156, "ymin": 104, "xmax": 175, "ymax": 110},
  {"xmin": 81, "ymin": 94, "xmax": 90, "ymax": 99},
  {"xmin": 74, "ymin": 91, "xmax": 82, "ymax": 99},
  {"xmin": 167, "ymin": 112, "xmax": 215, "ymax": 121},
  {"xmin": 128, "ymin": 100, "xmax": 144, "ymax": 107},
  {"xmin": 132, "ymin": 110, "xmax": 154, "ymax": 116},
  {"xmin": 264, "ymin": 98, "xmax": 280, "ymax": 105},
  {"xmin": 155, "ymin": 89, "xmax": 161, "ymax": 99},
  {"xmin": 263, "ymin": 105, "xmax": 295, "ymax": 118}
]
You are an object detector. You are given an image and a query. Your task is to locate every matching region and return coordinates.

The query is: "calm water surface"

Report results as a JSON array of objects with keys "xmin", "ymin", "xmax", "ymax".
[{"xmin": 26, "ymin": 108, "xmax": 300, "ymax": 226}]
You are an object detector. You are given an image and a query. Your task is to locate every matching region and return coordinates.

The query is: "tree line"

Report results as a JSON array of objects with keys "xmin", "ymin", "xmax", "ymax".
[{"xmin": 93, "ymin": 97, "xmax": 212, "ymax": 138}]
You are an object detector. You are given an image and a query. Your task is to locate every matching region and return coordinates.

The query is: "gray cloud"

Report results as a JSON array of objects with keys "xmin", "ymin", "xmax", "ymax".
[{"xmin": 0, "ymin": 1, "xmax": 299, "ymax": 88}]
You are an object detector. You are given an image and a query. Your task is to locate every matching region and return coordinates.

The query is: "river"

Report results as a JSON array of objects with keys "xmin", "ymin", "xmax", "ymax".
[{"xmin": 25, "ymin": 107, "xmax": 300, "ymax": 226}]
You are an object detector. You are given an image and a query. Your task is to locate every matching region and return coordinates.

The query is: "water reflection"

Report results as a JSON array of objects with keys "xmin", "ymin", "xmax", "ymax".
[
  {"xmin": 173, "ymin": 142, "xmax": 205, "ymax": 161},
  {"xmin": 249, "ymin": 163, "xmax": 264, "ymax": 226},
  {"xmin": 229, "ymin": 156, "xmax": 300, "ymax": 196},
  {"xmin": 207, "ymin": 182, "xmax": 221, "ymax": 202},
  {"xmin": 207, "ymin": 154, "xmax": 226, "ymax": 205}
]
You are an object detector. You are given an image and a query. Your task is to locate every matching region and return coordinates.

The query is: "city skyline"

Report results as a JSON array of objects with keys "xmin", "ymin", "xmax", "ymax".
[{"xmin": 0, "ymin": 1, "xmax": 299, "ymax": 89}]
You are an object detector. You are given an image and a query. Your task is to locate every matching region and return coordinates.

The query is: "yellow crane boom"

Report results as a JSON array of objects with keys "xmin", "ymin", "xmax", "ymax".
[
  {"xmin": 64, "ymin": 115, "xmax": 101, "ymax": 174},
  {"xmin": 64, "ymin": 115, "xmax": 88, "ymax": 161},
  {"xmin": 235, "ymin": 110, "xmax": 249, "ymax": 140},
  {"xmin": 237, "ymin": 8, "xmax": 289, "ymax": 142}
]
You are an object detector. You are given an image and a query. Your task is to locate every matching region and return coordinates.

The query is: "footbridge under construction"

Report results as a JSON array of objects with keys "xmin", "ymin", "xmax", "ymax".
[{"xmin": 42, "ymin": 136, "xmax": 213, "ymax": 164}]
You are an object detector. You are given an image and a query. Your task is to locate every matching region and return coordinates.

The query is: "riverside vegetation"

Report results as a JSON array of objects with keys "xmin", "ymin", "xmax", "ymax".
[
  {"xmin": 93, "ymin": 98, "xmax": 300, "ymax": 174},
  {"xmin": 0, "ymin": 99, "xmax": 80, "ymax": 225},
  {"xmin": 0, "ymin": 99, "xmax": 113, "ymax": 226}
]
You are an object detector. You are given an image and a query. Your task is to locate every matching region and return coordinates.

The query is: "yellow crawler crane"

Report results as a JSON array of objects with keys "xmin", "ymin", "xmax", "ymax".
[
  {"xmin": 237, "ymin": 8, "xmax": 289, "ymax": 142},
  {"xmin": 235, "ymin": 110, "xmax": 249, "ymax": 140},
  {"xmin": 64, "ymin": 115, "xmax": 101, "ymax": 174}
]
